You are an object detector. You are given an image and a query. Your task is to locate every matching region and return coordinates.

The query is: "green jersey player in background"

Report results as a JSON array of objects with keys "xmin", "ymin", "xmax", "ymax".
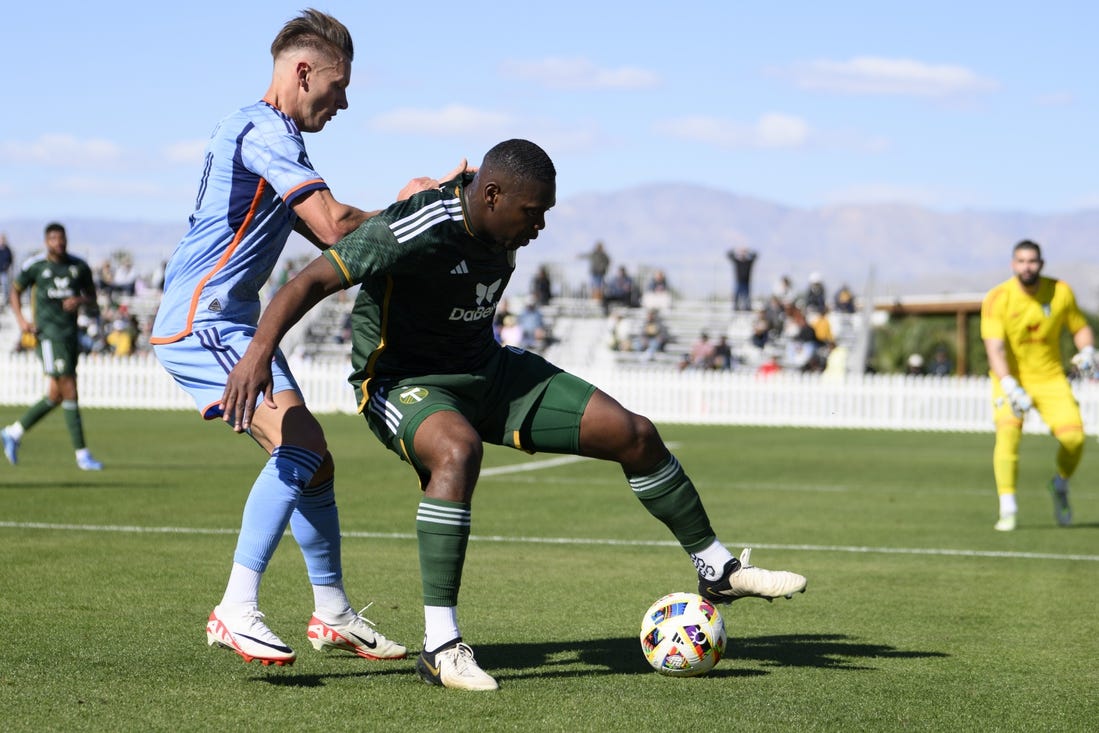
[
  {"xmin": 3, "ymin": 222, "xmax": 103, "ymax": 471},
  {"xmin": 220, "ymin": 139, "xmax": 807, "ymax": 691}
]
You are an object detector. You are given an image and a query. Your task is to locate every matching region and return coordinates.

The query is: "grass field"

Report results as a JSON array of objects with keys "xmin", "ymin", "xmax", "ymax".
[{"xmin": 1, "ymin": 408, "xmax": 1097, "ymax": 732}]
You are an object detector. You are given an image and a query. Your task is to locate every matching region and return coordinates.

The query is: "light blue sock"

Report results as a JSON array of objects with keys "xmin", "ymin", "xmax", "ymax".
[
  {"xmin": 233, "ymin": 445, "xmax": 323, "ymax": 573},
  {"xmin": 290, "ymin": 474, "xmax": 343, "ymax": 587}
]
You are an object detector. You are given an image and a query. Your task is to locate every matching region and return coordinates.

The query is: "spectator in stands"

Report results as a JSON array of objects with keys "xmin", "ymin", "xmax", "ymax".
[
  {"xmin": 603, "ymin": 265, "xmax": 636, "ymax": 313},
  {"xmin": 516, "ymin": 297, "xmax": 549, "ymax": 351},
  {"xmin": 634, "ymin": 308, "xmax": 669, "ymax": 361},
  {"xmin": 113, "ymin": 257, "xmax": 137, "ymax": 298},
  {"xmin": 579, "ymin": 240, "xmax": 610, "ymax": 305},
  {"xmin": 757, "ymin": 346, "xmax": 782, "ymax": 377},
  {"xmin": 498, "ymin": 314, "xmax": 523, "ymax": 347},
  {"xmin": 784, "ymin": 306, "xmax": 821, "ymax": 371},
  {"xmin": 807, "ymin": 307, "xmax": 835, "ymax": 351},
  {"xmin": 833, "ymin": 283, "xmax": 856, "ymax": 314},
  {"xmin": 0, "ymin": 233, "xmax": 13, "ymax": 309},
  {"xmin": 642, "ymin": 268, "xmax": 672, "ymax": 313},
  {"xmin": 929, "ymin": 345, "xmax": 953, "ymax": 376},
  {"xmin": 530, "ymin": 265, "xmax": 552, "ymax": 306},
  {"xmin": 750, "ymin": 310, "xmax": 771, "ymax": 350},
  {"xmin": 105, "ymin": 304, "xmax": 140, "ymax": 356},
  {"xmin": 608, "ymin": 312, "xmax": 635, "ymax": 352},
  {"xmin": 727, "ymin": 248, "xmax": 757, "ymax": 312},
  {"xmin": 763, "ymin": 295, "xmax": 786, "ymax": 341},
  {"xmin": 804, "ymin": 273, "xmax": 827, "ymax": 313},
  {"xmin": 77, "ymin": 311, "xmax": 103, "ymax": 354},
  {"xmin": 711, "ymin": 335, "xmax": 734, "ymax": 370},
  {"xmin": 687, "ymin": 331, "xmax": 716, "ymax": 370},
  {"xmin": 96, "ymin": 260, "xmax": 115, "ymax": 296},
  {"xmin": 906, "ymin": 353, "xmax": 926, "ymax": 376},
  {"xmin": 492, "ymin": 298, "xmax": 513, "ymax": 342},
  {"xmin": 773, "ymin": 275, "xmax": 795, "ymax": 307}
]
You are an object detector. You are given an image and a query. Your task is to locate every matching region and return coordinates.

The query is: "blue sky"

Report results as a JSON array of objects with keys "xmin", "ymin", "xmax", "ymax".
[{"xmin": 3, "ymin": 1, "xmax": 1097, "ymax": 224}]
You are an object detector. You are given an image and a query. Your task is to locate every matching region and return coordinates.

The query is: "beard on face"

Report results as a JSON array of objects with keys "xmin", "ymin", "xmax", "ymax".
[{"xmin": 1017, "ymin": 270, "xmax": 1040, "ymax": 287}]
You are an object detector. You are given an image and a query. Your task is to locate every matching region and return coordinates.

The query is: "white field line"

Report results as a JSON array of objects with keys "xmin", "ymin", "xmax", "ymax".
[
  {"xmin": 1, "ymin": 521, "xmax": 1096, "ymax": 563},
  {"xmin": 3, "ymin": 442, "xmax": 1093, "ymax": 563}
]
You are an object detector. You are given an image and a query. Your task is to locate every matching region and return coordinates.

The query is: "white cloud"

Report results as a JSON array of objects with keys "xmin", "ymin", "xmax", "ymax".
[
  {"xmin": 366, "ymin": 105, "xmax": 604, "ymax": 154},
  {"xmin": 369, "ymin": 105, "xmax": 515, "ymax": 137},
  {"xmin": 0, "ymin": 133, "xmax": 123, "ymax": 166},
  {"xmin": 781, "ymin": 56, "xmax": 998, "ymax": 96},
  {"xmin": 655, "ymin": 113, "xmax": 811, "ymax": 149},
  {"xmin": 162, "ymin": 139, "xmax": 208, "ymax": 164},
  {"xmin": 501, "ymin": 57, "xmax": 660, "ymax": 90}
]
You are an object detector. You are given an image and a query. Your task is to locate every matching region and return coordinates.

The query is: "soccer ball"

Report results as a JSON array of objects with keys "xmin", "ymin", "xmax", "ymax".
[{"xmin": 639, "ymin": 591, "xmax": 726, "ymax": 677}]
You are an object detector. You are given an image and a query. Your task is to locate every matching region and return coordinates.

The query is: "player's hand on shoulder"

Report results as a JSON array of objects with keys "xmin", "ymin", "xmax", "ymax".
[{"xmin": 395, "ymin": 158, "xmax": 475, "ymax": 202}]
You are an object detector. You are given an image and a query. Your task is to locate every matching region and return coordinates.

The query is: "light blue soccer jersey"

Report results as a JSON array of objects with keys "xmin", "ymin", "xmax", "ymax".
[{"xmin": 152, "ymin": 100, "xmax": 327, "ymax": 344}]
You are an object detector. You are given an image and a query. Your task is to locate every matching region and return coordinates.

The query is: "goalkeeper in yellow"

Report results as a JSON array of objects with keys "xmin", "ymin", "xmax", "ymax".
[{"xmin": 980, "ymin": 239, "xmax": 1096, "ymax": 531}]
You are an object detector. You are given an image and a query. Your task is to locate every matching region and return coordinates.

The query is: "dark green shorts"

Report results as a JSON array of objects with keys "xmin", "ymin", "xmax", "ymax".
[
  {"xmin": 363, "ymin": 346, "xmax": 597, "ymax": 482},
  {"xmin": 37, "ymin": 335, "xmax": 80, "ymax": 378}
]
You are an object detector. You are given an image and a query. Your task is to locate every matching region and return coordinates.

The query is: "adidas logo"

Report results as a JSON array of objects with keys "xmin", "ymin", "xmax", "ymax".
[
  {"xmin": 209, "ymin": 299, "xmax": 222, "ymax": 312},
  {"xmin": 450, "ymin": 260, "xmax": 468, "ymax": 275}
]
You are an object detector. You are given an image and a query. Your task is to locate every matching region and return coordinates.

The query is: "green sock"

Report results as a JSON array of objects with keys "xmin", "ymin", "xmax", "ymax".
[
  {"xmin": 62, "ymin": 400, "xmax": 87, "ymax": 450},
  {"xmin": 627, "ymin": 455, "xmax": 715, "ymax": 554},
  {"xmin": 20, "ymin": 398, "xmax": 56, "ymax": 432},
  {"xmin": 416, "ymin": 498, "xmax": 471, "ymax": 607}
]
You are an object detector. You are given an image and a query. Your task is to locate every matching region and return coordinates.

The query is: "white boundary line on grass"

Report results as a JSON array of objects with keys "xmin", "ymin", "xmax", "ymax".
[{"xmin": 2, "ymin": 521, "xmax": 1097, "ymax": 562}]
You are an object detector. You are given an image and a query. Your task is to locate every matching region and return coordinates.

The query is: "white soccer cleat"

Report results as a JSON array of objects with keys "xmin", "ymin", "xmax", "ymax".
[
  {"xmin": 76, "ymin": 453, "xmax": 103, "ymax": 471},
  {"xmin": 2, "ymin": 428, "xmax": 19, "ymax": 465},
  {"xmin": 994, "ymin": 513, "xmax": 1017, "ymax": 532},
  {"xmin": 699, "ymin": 548, "xmax": 807, "ymax": 603},
  {"xmin": 308, "ymin": 604, "xmax": 407, "ymax": 660},
  {"xmin": 416, "ymin": 640, "xmax": 499, "ymax": 691},
  {"xmin": 206, "ymin": 605, "xmax": 296, "ymax": 666}
]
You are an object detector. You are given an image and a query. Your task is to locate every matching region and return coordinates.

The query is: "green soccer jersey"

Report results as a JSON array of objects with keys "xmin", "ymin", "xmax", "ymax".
[
  {"xmin": 323, "ymin": 173, "xmax": 516, "ymax": 403},
  {"xmin": 14, "ymin": 253, "xmax": 97, "ymax": 340}
]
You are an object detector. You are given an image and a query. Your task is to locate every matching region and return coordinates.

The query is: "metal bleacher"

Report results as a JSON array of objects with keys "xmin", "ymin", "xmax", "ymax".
[{"xmin": 284, "ymin": 293, "xmax": 863, "ymax": 375}]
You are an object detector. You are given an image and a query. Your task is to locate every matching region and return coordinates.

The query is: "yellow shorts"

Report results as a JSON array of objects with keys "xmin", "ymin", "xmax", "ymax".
[{"xmin": 992, "ymin": 377, "xmax": 1082, "ymax": 434}]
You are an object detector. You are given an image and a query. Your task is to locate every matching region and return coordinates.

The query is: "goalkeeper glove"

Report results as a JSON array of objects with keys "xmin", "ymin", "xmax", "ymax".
[
  {"xmin": 998, "ymin": 375, "xmax": 1032, "ymax": 417},
  {"xmin": 1071, "ymin": 345, "xmax": 1097, "ymax": 378}
]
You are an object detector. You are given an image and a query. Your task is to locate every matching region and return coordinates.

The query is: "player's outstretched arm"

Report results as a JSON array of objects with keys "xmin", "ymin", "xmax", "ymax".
[
  {"xmin": 220, "ymin": 257, "xmax": 344, "ymax": 432},
  {"xmin": 295, "ymin": 159, "xmax": 474, "ymax": 249}
]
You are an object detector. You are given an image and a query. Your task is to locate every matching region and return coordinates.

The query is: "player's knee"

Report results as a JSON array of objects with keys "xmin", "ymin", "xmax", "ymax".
[
  {"xmin": 1058, "ymin": 427, "xmax": 1085, "ymax": 455},
  {"xmin": 616, "ymin": 412, "xmax": 664, "ymax": 467},
  {"xmin": 427, "ymin": 431, "xmax": 483, "ymax": 478}
]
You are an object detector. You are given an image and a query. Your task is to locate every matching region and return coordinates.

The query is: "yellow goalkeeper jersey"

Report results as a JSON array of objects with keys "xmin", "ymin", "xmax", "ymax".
[{"xmin": 980, "ymin": 275, "xmax": 1087, "ymax": 383}]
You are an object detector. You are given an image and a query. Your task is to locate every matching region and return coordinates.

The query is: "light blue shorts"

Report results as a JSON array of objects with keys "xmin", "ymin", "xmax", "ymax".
[{"xmin": 153, "ymin": 324, "xmax": 300, "ymax": 420}]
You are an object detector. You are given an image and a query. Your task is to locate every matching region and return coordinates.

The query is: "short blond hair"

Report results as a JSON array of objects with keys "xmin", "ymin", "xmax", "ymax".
[{"xmin": 270, "ymin": 9, "xmax": 353, "ymax": 63}]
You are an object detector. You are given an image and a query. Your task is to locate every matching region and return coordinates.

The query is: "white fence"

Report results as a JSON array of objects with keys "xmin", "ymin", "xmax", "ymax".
[{"xmin": 2, "ymin": 351, "xmax": 1097, "ymax": 434}]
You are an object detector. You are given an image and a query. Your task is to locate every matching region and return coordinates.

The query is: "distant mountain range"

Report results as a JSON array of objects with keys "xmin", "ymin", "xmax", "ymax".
[{"xmin": 4, "ymin": 184, "xmax": 1098, "ymax": 310}]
